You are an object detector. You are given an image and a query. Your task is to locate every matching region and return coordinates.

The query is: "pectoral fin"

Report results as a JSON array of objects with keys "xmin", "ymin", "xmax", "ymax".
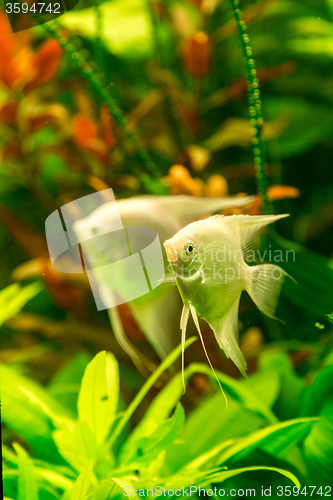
[{"xmin": 210, "ymin": 294, "xmax": 247, "ymax": 377}]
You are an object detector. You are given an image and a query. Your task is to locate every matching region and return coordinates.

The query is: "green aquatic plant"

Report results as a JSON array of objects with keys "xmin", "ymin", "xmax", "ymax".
[
  {"xmin": 4, "ymin": 344, "xmax": 323, "ymax": 500},
  {"xmin": 228, "ymin": 0, "xmax": 272, "ymax": 214}
]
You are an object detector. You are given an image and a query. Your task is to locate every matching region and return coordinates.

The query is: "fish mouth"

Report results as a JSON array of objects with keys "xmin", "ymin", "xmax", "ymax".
[{"xmin": 163, "ymin": 239, "xmax": 178, "ymax": 263}]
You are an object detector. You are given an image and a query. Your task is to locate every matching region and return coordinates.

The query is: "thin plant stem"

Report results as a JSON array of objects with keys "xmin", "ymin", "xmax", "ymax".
[
  {"xmin": 93, "ymin": 0, "xmax": 105, "ymax": 82},
  {"xmin": 228, "ymin": 0, "xmax": 272, "ymax": 214}
]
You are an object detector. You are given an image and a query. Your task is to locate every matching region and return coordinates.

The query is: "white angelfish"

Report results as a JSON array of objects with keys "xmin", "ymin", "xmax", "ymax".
[
  {"xmin": 163, "ymin": 213, "xmax": 290, "ymax": 396},
  {"xmin": 73, "ymin": 193, "xmax": 255, "ymax": 372}
]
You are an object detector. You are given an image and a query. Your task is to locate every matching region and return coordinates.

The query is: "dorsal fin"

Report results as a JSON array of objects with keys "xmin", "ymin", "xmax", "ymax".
[
  {"xmin": 209, "ymin": 213, "xmax": 289, "ymax": 261},
  {"xmin": 149, "ymin": 195, "xmax": 255, "ymax": 227}
]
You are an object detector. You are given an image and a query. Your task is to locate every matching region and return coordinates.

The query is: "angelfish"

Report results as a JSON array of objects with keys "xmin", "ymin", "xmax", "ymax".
[
  {"xmin": 163, "ymin": 213, "xmax": 290, "ymax": 398},
  {"xmin": 73, "ymin": 194, "xmax": 255, "ymax": 372}
]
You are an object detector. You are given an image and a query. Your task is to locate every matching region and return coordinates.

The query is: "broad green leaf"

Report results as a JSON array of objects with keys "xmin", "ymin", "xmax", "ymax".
[
  {"xmin": 259, "ymin": 352, "xmax": 305, "ymax": 421},
  {"xmin": 59, "ymin": 0, "xmax": 152, "ymax": 58},
  {"xmin": 87, "ymin": 477, "xmax": 137, "ymax": 500},
  {"xmin": 120, "ymin": 403, "xmax": 185, "ymax": 468},
  {"xmin": 49, "ymin": 352, "xmax": 91, "ymax": 416},
  {"xmin": 53, "ymin": 422, "xmax": 97, "ymax": 473},
  {"xmin": 13, "ymin": 443, "xmax": 38, "ymax": 500},
  {"xmin": 186, "ymin": 363, "xmax": 278, "ymax": 423},
  {"xmin": 36, "ymin": 467, "xmax": 74, "ymax": 492},
  {"xmin": 163, "ymin": 465, "xmax": 300, "ymax": 491},
  {"xmin": 107, "ymin": 337, "xmax": 196, "ymax": 450},
  {"xmin": 300, "ymin": 365, "xmax": 333, "ymax": 417},
  {"xmin": 120, "ymin": 370, "xmax": 185, "ymax": 458},
  {"xmin": 264, "ymin": 235, "xmax": 333, "ymax": 318},
  {"xmin": 70, "ymin": 460, "xmax": 93, "ymax": 500},
  {"xmin": 207, "ymin": 465, "xmax": 300, "ymax": 488},
  {"xmin": 263, "ymin": 96, "xmax": 333, "ymax": 158},
  {"xmin": 77, "ymin": 351, "xmax": 119, "ymax": 448},
  {"xmin": 303, "ymin": 400, "xmax": 333, "ymax": 485},
  {"xmin": 217, "ymin": 417, "xmax": 317, "ymax": 464},
  {"xmin": 0, "ymin": 364, "xmax": 71, "ymax": 462},
  {"xmin": 0, "ymin": 282, "xmax": 43, "ymax": 327},
  {"xmin": 129, "ymin": 359, "xmax": 277, "ymax": 452},
  {"xmin": 165, "ymin": 393, "xmax": 263, "ymax": 475}
]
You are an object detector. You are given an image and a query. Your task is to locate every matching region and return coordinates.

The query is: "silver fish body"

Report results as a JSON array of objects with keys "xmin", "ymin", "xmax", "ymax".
[{"xmin": 164, "ymin": 213, "xmax": 290, "ymax": 376}]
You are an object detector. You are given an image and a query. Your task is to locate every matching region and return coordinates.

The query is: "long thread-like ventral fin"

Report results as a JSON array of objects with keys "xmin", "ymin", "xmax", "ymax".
[
  {"xmin": 180, "ymin": 304, "xmax": 190, "ymax": 393},
  {"xmin": 189, "ymin": 304, "xmax": 228, "ymax": 408}
]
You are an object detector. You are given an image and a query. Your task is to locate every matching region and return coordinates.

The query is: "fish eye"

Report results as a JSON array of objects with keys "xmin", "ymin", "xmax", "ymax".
[{"xmin": 184, "ymin": 243, "xmax": 194, "ymax": 256}]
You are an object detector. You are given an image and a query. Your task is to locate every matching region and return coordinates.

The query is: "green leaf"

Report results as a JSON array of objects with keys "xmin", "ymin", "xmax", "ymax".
[
  {"xmin": 13, "ymin": 443, "xmax": 38, "ymax": 500},
  {"xmin": 0, "ymin": 282, "xmax": 43, "ymax": 327},
  {"xmin": 0, "ymin": 364, "xmax": 71, "ymax": 462},
  {"xmin": 208, "ymin": 465, "xmax": 300, "ymax": 488},
  {"xmin": 120, "ymin": 403, "xmax": 185, "ymax": 467},
  {"xmin": 87, "ymin": 477, "xmax": 137, "ymax": 500},
  {"xmin": 264, "ymin": 235, "xmax": 333, "ymax": 318},
  {"xmin": 49, "ymin": 352, "xmax": 91, "ymax": 416},
  {"xmin": 53, "ymin": 422, "xmax": 97, "ymax": 473},
  {"xmin": 300, "ymin": 365, "xmax": 333, "ymax": 417},
  {"xmin": 217, "ymin": 417, "xmax": 317, "ymax": 465},
  {"xmin": 263, "ymin": 96, "xmax": 333, "ymax": 157},
  {"xmin": 59, "ymin": 0, "xmax": 152, "ymax": 58},
  {"xmin": 107, "ymin": 337, "xmax": 196, "ymax": 450},
  {"xmin": 166, "ymin": 392, "xmax": 263, "ymax": 474},
  {"xmin": 186, "ymin": 363, "xmax": 278, "ymax": 423},
  {"xmin": 303, "ymin": 400, "xmax": 333, "ymax": 485},
  {"xmin": 35, "ymin": 467, "xmax": 74, "ymax": 493},
  {"xmin": 77, "ymin": 351, "xmax": 119, "ymax": 448},
  {"xmin": 70, "ymin": 460, "xmax": 93, "ymax": 500},
  {"xmin": 163, "ymin": 465, "xmax": 300, "ymax": 491}
]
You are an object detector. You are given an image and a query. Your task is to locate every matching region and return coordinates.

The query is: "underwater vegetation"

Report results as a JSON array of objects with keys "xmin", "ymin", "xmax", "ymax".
[{"xmin": 1, "ymin": 0, "xmax": 333, "ymax": 498}]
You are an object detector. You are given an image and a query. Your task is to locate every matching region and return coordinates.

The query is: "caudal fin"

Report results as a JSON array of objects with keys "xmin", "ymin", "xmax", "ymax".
[{"xmin": 247, "ymin": 264, "xmax": 286, "ymax": 320}]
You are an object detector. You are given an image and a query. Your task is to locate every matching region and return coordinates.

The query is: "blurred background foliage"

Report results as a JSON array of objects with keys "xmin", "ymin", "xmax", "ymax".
[{"xmin": 1, "ymin": 0, "xmax": 333, "ymax": 497}]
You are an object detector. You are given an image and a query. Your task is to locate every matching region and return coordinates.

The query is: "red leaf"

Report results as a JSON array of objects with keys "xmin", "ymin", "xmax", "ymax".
[{"xmin": 25, "ymin": 39, "xmax": 63, "ymax": 92}]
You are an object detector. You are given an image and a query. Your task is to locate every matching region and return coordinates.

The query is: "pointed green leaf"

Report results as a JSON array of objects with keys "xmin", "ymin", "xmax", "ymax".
[
  {"xmin": 13, "ymin": 443, "xmax": 38, "ymax": 500},
  {"xmin": 120, "ymin": 403, "xmax": 185, "ymax": 467},
  {"xmin": 70, "ymin": 460, "xmax": 93, "ymax": 500},
  {"xmin": 0, "ymin": 282, "xmax": 43, "ymax": 327},
  {"xmin": 53, "ymin": 422, "xmax": 97, "ymax": 473},
  {"xmin": 303, "ymin": 400, "xmax": 333, "ymax": 485},
  {"xmin": 217, "ymin": 417, "xmax": 317, "ymax": 464},
  {"xmin": 0, "ymin": 363, "xmax": 71, "ymax": 462},
  {"xmin": 300, "ymin": 365, "xmax": 333, "ymax": 417},
  {"xmin": 77, "ymin": 351, "xmax": 119, "ymax": 448}
]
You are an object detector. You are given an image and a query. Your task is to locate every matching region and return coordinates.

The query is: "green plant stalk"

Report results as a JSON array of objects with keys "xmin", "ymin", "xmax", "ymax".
[
  {"xmin": 107, "ymin": 337, "xmax": 197, "ymax": 450},
  {"xmin": 40, "ymin": 21, "xmax": 159, "ymax": 180},
  {"xmin": 228, "ymin": 0, "xmax": 272, "ymax": 214},
  {"xmin": 93, "ymin": 0, "xmax": 105, "ymax": 81}
]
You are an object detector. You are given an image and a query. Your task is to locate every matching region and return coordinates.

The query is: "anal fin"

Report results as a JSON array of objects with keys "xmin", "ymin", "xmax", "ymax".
[{"xmin": 209, "ymin": 294, "xmax": 247, "ymax": 377}]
